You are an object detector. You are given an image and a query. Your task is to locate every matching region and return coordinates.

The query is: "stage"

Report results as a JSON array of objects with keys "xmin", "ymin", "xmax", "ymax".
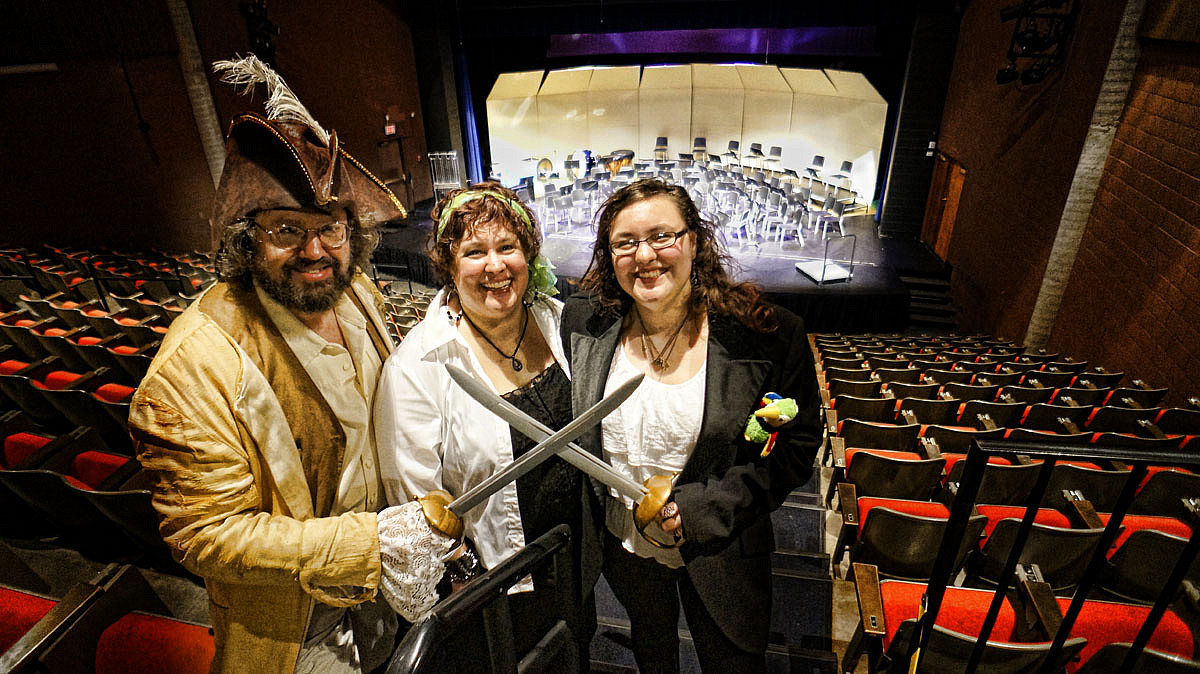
[{"xmin": 373, "ymin": 207, "xmax": 922, "ymax": 333}]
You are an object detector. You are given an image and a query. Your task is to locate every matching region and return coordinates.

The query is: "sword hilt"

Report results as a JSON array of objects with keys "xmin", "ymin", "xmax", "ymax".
[
  {"xmin": 419, "ymin": 489, "xmax": 464, "ymax": 541},
  {"xmin": 634, "ymin": 473, "xmax": 681, "ymax": 549}
]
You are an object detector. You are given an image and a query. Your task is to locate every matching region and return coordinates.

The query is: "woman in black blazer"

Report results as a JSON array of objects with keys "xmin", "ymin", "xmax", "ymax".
[{"xmin": 561, "ymin": 179, "xmax": 822, "ymax": 673}]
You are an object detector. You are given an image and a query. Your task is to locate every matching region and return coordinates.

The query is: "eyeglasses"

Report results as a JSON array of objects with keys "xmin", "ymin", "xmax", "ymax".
[
  {"xmin": 253, "ymin": 218, "xmax": 349, "ymax": 250},
  {"xmin": 608, "ymin": 230, "xmax": 688, "ymax": 256}
]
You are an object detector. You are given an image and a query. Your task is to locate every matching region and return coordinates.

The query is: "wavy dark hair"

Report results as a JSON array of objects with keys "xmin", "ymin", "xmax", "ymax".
[
  {"xmin": 215, "ymin": 206, "xmax": 379, "ymax": 290},
  {"xmin": 580, "ymin": 179, "xmax": 777, "ymax": 333},
  {"xmin": 428, "ymin": 183, "xmax": 542, "ymax": 303}
]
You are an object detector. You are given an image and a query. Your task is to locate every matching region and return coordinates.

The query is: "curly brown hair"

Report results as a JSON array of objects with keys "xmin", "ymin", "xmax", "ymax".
[
  {"xmin": 579, "ymin": 179, "xmax": 777, "ymax": 333},
  {"xmin": 428, "ymin": 183, "xmax": 542, "ymax": 302}
]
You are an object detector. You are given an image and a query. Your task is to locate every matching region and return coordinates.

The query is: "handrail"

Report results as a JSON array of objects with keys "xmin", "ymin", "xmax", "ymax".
[
  {"xmin": 387, "ymin": 524, "xmax": 575, "ymax": 674},
  {"xmin": 909, "ymin": 438, "xmax": 1200, "ymax": 674}
]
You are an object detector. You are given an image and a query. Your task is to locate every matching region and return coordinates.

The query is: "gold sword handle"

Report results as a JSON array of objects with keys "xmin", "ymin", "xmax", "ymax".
[
  {"xmin": 418, "ymin": 489, "xmax": 464, "ymax": 541},
  {"xmin": 634, "ymin": 473, "xmax": 681, "ymax": 549}
]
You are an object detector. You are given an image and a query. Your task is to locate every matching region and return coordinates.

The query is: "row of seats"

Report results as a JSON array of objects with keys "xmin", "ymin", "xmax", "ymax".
[
  {"xmin": 844, "ymin": 568, "xmax": 1197, "ymax": 673},
  {"xmin": 839, "ymin": 494, "xmax": 1195, "ymax": 600},
  {"xmin": 813, "ymin": 333, "xmax": 1200, "ymax": 671},
  {"xmin": 0, "ymin": 411, "xmax": 178, "ymax": 572},
  {"xmin": 0, "ymin": 559, "xmax": 211, "ymax": 673}
]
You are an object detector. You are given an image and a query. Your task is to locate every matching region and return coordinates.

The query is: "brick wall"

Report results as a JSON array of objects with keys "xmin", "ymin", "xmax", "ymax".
[
  {"xmin": 1048, "ymin": 40, "xmax": 1200, "ymax": 405},
  {"xmin": 937, "ymin": 0, "xmax": 1126, "ymax": 340}
]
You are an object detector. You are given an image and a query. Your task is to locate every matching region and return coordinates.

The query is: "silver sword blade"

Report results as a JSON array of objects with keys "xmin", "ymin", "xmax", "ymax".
[{"xmin": 445, "ymin": 364, "xmax": 646, "ymax": 514}]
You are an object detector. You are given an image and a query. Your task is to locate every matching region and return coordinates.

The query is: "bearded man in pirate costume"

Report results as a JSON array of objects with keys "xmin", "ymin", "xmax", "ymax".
[{"xmin": 130, "ymin": 56, "xmax": 460, "ymax": 674}]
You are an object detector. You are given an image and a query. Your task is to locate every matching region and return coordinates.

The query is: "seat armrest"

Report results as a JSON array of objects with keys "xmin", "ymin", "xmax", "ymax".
[
  {"xmin": 1063, "ymin": 496, "xmax": 1104, "ymax": 530},
  {"xmin": 1057, "ymin": 417, "xmax": 1082, "ymax": 434},
  {"xmin": 1014, "ymin": 565, "xmax": 1064, "ymax": 641},
  {"xmin": 826, "ymin": 408, "xmax": 838, "ymax": 436},
  {"xmin": 831, "ymin": 436, "xmax": 846, "ymax": 468},
  {"xmin": 919, "ymin": 436, "xmax": 942, "ymax": 459},
  {"xmin": 1137, "ymin": 419, "xmax": 1166, "ymax": 439},
  {"xmin": 839, "ymin": 483, "xmax": 859, "ymax": 524},
  {"xmin": 852, "ymin": 563, "xmax": 886, "ymax": 637}
]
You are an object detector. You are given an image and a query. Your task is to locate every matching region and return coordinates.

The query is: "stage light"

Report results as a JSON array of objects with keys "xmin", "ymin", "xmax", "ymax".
[{"xmin": 996, "ymin": 63, "xmax": 1019, "ymax": 85}]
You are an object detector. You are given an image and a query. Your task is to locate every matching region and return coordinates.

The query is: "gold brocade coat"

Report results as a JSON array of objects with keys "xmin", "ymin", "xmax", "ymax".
[{"xmin": 128, "ymin": 273, "xmax": 393, "ymax": 674}]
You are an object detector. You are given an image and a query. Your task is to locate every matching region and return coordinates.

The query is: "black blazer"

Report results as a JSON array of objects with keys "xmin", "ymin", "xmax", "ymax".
[{"xmin": 560, "ymin": 294, "xmax": 822, "ymax": 652}]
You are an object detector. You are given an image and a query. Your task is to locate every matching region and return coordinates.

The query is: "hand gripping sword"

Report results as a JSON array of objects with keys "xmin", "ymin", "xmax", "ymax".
[{"xmin": 418, "ymin": 365, "xmax": 675, "ymax": 546}]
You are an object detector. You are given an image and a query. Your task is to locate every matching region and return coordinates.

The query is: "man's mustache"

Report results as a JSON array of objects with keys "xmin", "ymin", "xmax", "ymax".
[{"xmin": 285, "ymin": 258, "xmax": 336, "ymax": 273}]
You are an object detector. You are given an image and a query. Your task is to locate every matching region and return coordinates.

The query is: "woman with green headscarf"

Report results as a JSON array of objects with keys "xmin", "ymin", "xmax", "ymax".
[{"xmin": 375, "ymin": 183, "xmax": 597, "ymax": 669}]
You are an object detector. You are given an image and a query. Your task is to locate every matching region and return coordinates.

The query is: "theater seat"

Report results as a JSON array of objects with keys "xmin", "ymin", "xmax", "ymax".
[
  {"xmin": 94, "ymin": 612, "xmax": 214, "ymax": 674},
  {"xmin": 1075, "ymin": 643, "xmax": 1200, "ymax": 673},
  {"xmin": 0, "ymin": 586, "xmax": 56, "ymax": 653},
  {"xmin": 843, "ymin": 571, "xmax": 1086, "ymax": 673}
]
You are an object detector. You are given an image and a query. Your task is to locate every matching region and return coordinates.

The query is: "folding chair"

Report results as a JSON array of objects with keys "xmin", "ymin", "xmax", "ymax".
[
  {"xmin": 844, "ymin": 498, "xmax": 987, "ymax": 582},
  {"xmin": 1086, "ymin": 406, "xmax": 1165, "ymax": 435},
  {"xmin": 942, "ymin": 382, "xmax": 1000, "ymax": 402},
  {"xmin": 1039, "ymin": 463, "xmax": 1132, "ymax": 513},
  {"xmin": 1106, "ymin": 385, "xmax": 1169, "ymax": 409},
  {"xmin": 887, "ymin": 381, "xmax": 941, "ymax": 400},
  {"xmin": 968, "ymin": 518, "xmax": 1104, "ymax": 593},
  {"xmin": 842, "ymin": 573, "xmax": 1086, "ymax": 674},
  {"xmin": 897, "ymin": 397, "xmax": 960, "ymax": 426},
  {"xmin": 1130, "ymin": 469, "xmax": 1200, "ymax": 523},
  {"xmin": 832, "ymin": 394, "xmax": 897, "ymax": 424},
  {"xmin": 1022, "ymin": 403, "xmax": 1094, "ymax": 433},
  {"xmin": 999, "ymin": 385, "xmax": 1055, "ymax": 405},
  {"xmin": 959, "ymin": 400, "xmax": 1026, "ymax": 430}
]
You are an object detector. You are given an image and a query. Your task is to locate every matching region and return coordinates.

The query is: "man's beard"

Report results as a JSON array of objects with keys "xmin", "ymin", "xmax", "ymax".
[{"xmin": 252, "ymin": 255, "xmax": 354, "ymax": 314}]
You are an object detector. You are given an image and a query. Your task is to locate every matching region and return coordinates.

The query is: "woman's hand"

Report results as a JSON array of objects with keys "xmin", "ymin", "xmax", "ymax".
[{"xmin": 657, "ymin": 500, "xmax": 683, "ymax": 542}]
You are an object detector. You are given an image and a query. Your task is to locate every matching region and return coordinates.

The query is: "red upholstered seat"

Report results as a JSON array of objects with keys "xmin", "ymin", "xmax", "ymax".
[
  {"xmin": 36, "ymin": 371, "xmax": 83, "ymax": 390},
  {"xmin": 64, "ymin": 474, "xmax": 92, "ymax": 490},
  {"xmin": 975, "ymin": 505, "xmax": 1072, "ymax": 541},
  {"xmin": 1, "ymin": 359, "xmax": 29, "ymax": 374},
  {"xmin": 879, "ymin": 580, "xmax": 1018, "ymax": 650},
  {"xmin": 857, "ymin": 497, "xmax": 950, "ymax": 528},
  {"xmin": 844, "ymin": 448, "xmax": 923, "ymax": 467},
  {"xmin": 938, "ymin": 452, "xmax": 1013, "ymax": 477},
  {"xmin": 110, "ymin": 345, "xmax": 138, "ymax": 355},
  {"xmin": 72, "ymin": 451, "xmax": 130, "ymax": 488},
  {"xmin": 1097, "ymin": 513, "xmax": 1193, "ymax": 554},
  {"xmin": 2, "ymin": 432, "xmax": 53, "ymax": 468},
  {"xmin": 95, "ymin": 612, "xmax": 215, "ymax": 674},
  {"xmin": 94, "ymin": 383, "xmax": 135, "ymax": 404},
  {"xmin": 0, "ymin": 586, "xmax": 56, "ymax": 653},
  {"xmin": 1060, "ymin": 596, "xmax": 1194, "ymax": 672}
]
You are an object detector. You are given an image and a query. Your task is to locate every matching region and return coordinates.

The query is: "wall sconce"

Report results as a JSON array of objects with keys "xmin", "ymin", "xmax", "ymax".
[{"xmin": 995, "ymin": 0, "xmax": 1076, "ymax": 85}]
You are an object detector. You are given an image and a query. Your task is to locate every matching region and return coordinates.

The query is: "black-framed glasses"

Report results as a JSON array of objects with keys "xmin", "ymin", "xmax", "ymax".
[
  {"xmin": 608, "ymin": 229, "xmax": 688, "ymax": 256},
  {"xmin": 253, "ymin": 219, "xmax": 349, "ymax": 250}
]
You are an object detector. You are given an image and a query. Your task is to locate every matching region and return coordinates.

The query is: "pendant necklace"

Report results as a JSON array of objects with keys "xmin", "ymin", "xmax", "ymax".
[
  {"xmin": 463, "ymin": 303, "xmax": 529, "ymax": 372},
  {"xmin": 635, "ymin": 307, "xmax": 690, "ymax": 370}
]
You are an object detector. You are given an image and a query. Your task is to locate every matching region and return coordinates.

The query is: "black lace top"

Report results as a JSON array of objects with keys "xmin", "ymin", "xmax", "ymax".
[{"xmin": 500, "ymin": 362, "xmax": 581, "ymax": 541}]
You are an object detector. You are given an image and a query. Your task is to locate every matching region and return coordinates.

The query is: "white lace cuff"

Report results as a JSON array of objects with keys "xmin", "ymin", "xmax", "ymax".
[{"xmin": 377, "ymin": 501, "xmax": 455, "ymax": 622}]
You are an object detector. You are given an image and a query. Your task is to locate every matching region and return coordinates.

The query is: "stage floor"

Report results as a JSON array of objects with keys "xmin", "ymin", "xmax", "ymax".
[{"xmin": 374, "ymin": 209, "xmax": 917, "ymax": 333}]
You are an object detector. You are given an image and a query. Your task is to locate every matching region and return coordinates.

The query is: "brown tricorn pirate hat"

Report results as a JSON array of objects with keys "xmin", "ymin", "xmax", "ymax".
[{"xmin": 209, "ymin": 56, "xmax": 405, "ymax": 239}]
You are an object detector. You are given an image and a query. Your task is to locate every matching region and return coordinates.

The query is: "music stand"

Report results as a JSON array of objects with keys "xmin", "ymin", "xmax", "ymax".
[{"xmin": 795, "ymin": 233, "xmax": 856, "ymax": 285}]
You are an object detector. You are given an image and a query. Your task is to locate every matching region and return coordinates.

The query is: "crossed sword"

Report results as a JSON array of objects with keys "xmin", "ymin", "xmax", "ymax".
[{"xmin": 421, "ymin": 365, "xmax": 674, "ymax": 544}]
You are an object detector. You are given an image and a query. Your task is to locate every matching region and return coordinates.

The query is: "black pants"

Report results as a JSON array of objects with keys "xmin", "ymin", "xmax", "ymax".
[{"xmin": 603, "ymin": 532, "xmax": 765, "ymax": 674}]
